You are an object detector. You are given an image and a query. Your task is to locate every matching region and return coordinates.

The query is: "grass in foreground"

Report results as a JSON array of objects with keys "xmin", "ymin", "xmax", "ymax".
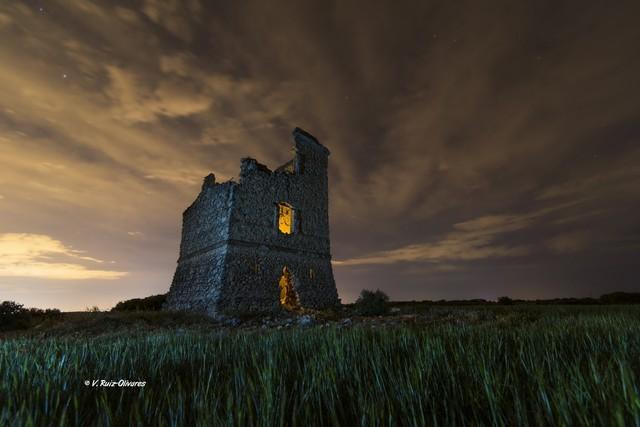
[{"xmin": 1, "ymin": 307, "xmax": 640, "ymax": 426}]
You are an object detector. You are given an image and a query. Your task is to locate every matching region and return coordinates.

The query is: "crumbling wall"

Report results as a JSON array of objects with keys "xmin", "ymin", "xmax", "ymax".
[
  {"xmin": 220, "ymin": 131, "xmax": 337, "ymax": 311},
  {"xmin": 164, "ymin": 128, "xmax": 339, "ymax": 316},
  {"xmin": 164, "ymin": 178, "xmax": 235, "ymax": 314},
  {"xmin": 179, "ymin": 178, "xmax": 235, "ymax": 257},
  {"xmin": 229, "ymin": 135, "xmax": 330, "ymax": 255},
  {"xmin": 216, "ymin": 245, "xmax": 337, "ymax": 314}
]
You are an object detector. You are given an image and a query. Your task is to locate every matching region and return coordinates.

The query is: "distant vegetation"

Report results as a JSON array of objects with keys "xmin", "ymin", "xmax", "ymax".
[
  {"xmin": 394, "ymin": 292, "xmax": 640, "ymax": 307},
  {"xmin": 354, "ymin": 289, "xmax": 390, "ymax": 316},
  {"xmin": 599, "ymin": 292, "xmax": 640, "ymax": 304},
  {"xmin": 1, "ymin": 306, "xmax": 639, "ymax": 425},
  {"xmin": 496, "ymin": 292, "xmax": 640, "ymax": 305},
  {"xmin": 111, "ymin": 294, "xmax": 167, "ymax": 312},
  {"xmin": 0, "ymin": 301, "xmax": 61, "ymax": 331}
]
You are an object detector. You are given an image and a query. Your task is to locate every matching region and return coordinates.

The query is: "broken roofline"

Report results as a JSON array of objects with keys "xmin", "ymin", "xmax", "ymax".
[
  {"xmin": 292, "ymin": 127, "xmax": 330, "ymax": 155},
  {"xmin": 207, "ymin": 127, "xmax": 330, "ymax": 185},
  {"xmin": 240, "ymin": 127, "xmax": 330, "ymax": 174},
  {"xmin": 188, "ymin": 127, "xmax": 328, "ymax": 213}
]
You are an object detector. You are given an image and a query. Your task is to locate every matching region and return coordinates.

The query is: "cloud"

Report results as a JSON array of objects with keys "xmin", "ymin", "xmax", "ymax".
[
  {"xmin": 105, "ymin": 66, "xmax": 213, "ymax": 123},
  {"xmin": 0, "ymin": 234, "xmax": 127, "ymax": 280},
  {"xmin": 143, "ymin": 169, "xmax": 202, "ymax": 185},
  {"xmin": 546, "ymin": 231, "xmax": 592, "ymax": 254},
  {"xmin": 127, "ymin": 231, "xmax": 143, "ymax": 236},
  {"xmin": 537, "ymin": 167, "xmax": 640, "ymax": 201},
  {"xmin": 333, "ymin": 201, "xmax": 587, "ymax": 266},
  {"xmin": 0, "ymin": 12, "xmax": 11, "ymax": 29},
  {"xmin": 334, "ymin": 213, "xmax": 532, "ymax": 266},
  {"xmin": 141, "ymin": 0, "xmax": 200, "ymax": 42}
]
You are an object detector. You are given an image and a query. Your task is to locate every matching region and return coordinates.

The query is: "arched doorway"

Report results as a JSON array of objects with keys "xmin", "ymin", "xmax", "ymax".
[{"xmin": 279, "ymin": 266, "xmax": 298, "ymax": 309}]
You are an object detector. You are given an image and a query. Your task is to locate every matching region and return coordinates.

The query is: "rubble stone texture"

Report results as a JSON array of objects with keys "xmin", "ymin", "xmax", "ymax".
[{"xmin": 164, "ymin": 128, "xmax": 340, "ymax": 316}]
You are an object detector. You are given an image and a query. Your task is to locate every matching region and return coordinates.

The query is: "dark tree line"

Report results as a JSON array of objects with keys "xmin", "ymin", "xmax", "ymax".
[{"xmin": 0, "ymin": 301, "xmax": 62, "ymax": 331}]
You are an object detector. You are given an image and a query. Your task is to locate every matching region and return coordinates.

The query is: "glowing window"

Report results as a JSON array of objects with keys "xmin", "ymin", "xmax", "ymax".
[{"xmin": 278, "ymin": 203, "xmax": 294, "ymax": 234}]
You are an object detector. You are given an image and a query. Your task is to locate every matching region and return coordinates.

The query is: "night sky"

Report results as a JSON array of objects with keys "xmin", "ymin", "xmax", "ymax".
[{"xmin": 1, "ymin": 0, "xmax": 639, "ymax": 310}]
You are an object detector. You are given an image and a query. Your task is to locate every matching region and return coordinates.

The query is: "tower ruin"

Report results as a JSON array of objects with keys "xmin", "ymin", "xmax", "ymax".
[{"xmin": 164, "ymin": 127, "xmax": 340, "ymax": 316}]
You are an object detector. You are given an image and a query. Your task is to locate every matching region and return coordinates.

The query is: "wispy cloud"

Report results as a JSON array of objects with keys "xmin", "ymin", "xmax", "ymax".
[
  {"xmin": 537, "ymin": 167, "xmax": 640, "ymax": 201},
  {"xmin": 545, "ymin": 230, "xmax": 592, "ymax": 254},
  {"xmin": 333, "ymin": 200, "xmax": 590, "ymax": 266},
  {"xmin": 0, "ymin": 234, "xmax": 127, "ymax": 280},
  {"xmin": 0, "ymin": 12, "xmax": 11, "ymax": 29},
  {"xmin": 333, "ymin": 213, "xmax": 532, "ymax": 266}
]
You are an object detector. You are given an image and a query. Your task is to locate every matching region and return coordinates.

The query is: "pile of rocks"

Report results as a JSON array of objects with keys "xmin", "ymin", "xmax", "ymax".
[{"xmin": 214, "ymin": 307, "xmax": 500, "ymax": 332}]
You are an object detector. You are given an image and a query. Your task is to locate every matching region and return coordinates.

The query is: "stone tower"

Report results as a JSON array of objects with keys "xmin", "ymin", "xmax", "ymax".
[{"xmin": 164, "ymin": 127, "xmax": 340, "ymax": 316}]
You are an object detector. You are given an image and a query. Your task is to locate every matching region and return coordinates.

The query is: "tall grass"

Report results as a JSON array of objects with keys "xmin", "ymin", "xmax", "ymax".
[{"xmin": 1, "ymin": 307, "xmax": 640, "ymax": 426}]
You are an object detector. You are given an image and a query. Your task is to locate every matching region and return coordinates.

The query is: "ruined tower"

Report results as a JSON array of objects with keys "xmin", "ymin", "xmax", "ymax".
[{"xmin": 164, "ymin": 127, "xmax": 340, "ymax": 316}]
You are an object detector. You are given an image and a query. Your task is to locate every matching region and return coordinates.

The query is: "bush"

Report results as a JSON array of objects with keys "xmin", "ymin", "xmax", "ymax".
[
  {"xmin": 111, "ymin": 294, "xmax": 167, "ymax": 312},
  {"xmin": 0, "ymin": 301, "xmax": 62, "ymax": 331},
  {"xmin": 498, "ymin": 296, "xmax": 514, "ymax": 305},
  {"xmin": 354, "ymin": 289, "xmax": 390, "ymax": 316},
  {"xmin": 0, "ymin": 301, "xmax": 25, "ymax": 317}
]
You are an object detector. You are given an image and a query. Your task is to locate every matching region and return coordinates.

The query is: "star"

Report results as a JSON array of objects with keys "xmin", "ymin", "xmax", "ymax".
[{"xmin": 62, "ymin": 73, "xmax": 68, "ymax": 79}]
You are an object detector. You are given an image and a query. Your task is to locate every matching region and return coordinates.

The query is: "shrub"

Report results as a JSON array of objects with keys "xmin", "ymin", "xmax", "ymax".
[
  {"xmin": 0, "ymin": 301, "xmax": 62, "ymax": 331},
  {"xmin": 354, "ymin": 289, "xmax": 390, "ymax": 316},
  {"xmin": 0, "ymin": 301, "xmax": 25, "ymax": 317},
  {"xmin": 498, "ymin": 296, "xmax": 514, "ymax": 305},
  {"xmin": 111, "ymin": 294, "xmax": 167, "ymax": 312}
]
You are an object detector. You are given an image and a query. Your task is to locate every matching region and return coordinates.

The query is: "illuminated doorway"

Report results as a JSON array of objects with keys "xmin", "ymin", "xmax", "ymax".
[{"xmin": 279, "ymin": 266, "xmax": 298, "ymax": 309}]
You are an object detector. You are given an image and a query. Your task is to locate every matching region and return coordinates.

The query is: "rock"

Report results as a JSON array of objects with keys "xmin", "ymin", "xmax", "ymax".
[
  {"xmin": 390, "ymin": 307, "xmax": 401, "ymax": 313},
  {"xmin": 341, "ymin": 318, "xmax": 352, "ymax": 326},
  {"xmin": 298, "ymin": 315, "xmax": 314, "ymax": 326},
  {"xmin": 224, "ymin": 317, "xmax": 241, "ymax": 327}
]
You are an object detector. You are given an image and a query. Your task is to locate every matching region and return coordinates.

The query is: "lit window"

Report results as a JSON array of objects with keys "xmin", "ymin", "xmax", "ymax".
[{"xmin": 278, "ymin": 203, "xmax": 294, "ymax": 234}]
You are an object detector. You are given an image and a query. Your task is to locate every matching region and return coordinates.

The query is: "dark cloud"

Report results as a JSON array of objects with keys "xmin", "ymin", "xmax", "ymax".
[{"xmin": 0, "ymin": 0, "xmax": 638, "ymax": 309}]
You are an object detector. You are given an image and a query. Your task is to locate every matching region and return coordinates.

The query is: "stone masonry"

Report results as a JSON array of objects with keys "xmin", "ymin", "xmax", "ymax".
[{"xmin": 164, "ymin": 128, "xmax": 340, "ymax": 317}]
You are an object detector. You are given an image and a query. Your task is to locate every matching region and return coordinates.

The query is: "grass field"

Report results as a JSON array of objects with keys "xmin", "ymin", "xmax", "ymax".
[{"xmin": 1, "ymin": 306, "xmax": 640, "ymax": 426}]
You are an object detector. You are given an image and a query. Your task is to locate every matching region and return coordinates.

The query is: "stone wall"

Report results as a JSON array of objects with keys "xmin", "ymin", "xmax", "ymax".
[
  {"xmin": 164, "ymin": 128, "xmax": 339, "ymax": 316},
  {"xmin": 164, "ymin": 247, "xmax": 227, "ymax": 316},
  {"xmin": 164, "ymin": 177, "xmax": 235, "ymax": 314},
  {"xmin": 216, "ymin": 245, "xmax": 337, "ymax": 314},
  {"xmin": 179, "ymin": 178, "xmax": 235, "ymax": 257}
]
